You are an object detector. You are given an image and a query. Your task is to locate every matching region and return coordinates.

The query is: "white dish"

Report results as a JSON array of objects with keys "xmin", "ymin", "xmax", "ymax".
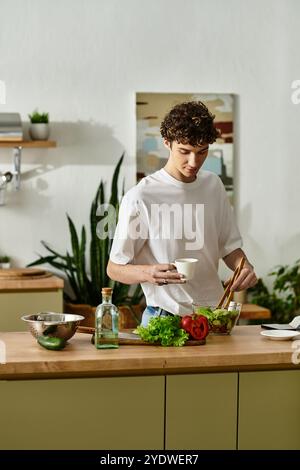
[{"xmin": 260, "ymin": 330, "xmax": 300, "ymax": 341}]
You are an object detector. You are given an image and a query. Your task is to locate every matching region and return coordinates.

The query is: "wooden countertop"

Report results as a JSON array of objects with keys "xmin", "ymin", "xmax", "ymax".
[
  {"xmin": 0, "ymin": 326, "xmax": 299, "ymax": 380},
  {"xmin": 0, "ymin": 274, "xmax": 64, "ymax": 292}
]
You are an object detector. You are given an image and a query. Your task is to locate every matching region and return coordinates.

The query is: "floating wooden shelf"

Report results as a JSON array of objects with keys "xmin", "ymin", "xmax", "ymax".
[{"xmin": 0, "ymin": 140, "xmax": 56, "ymax": 148}]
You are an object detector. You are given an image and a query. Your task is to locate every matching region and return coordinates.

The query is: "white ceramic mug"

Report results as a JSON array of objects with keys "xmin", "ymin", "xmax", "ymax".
[{"xmin": 174, "ymin": 258, "xmax": 199, "ymax": 280}]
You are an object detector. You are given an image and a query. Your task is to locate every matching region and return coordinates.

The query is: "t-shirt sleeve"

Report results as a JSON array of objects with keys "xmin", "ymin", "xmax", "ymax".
[
  {"xmin": 109, "ymin": 192, "xmax": 147, "ymax": 265},
  {"xmin": 218, "ymin": 185, "xmax": 243, "ymax": 258}
]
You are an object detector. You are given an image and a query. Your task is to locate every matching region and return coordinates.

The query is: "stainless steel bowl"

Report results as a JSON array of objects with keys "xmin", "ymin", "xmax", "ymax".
[{"xmin": 21, "ymin": 312, "xmax": 85, "ymax": 341}]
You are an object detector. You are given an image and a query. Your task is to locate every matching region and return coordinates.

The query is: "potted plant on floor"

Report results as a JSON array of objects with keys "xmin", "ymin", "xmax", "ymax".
[
  {"xmin": 28, "ymin": 154, "xmax": 144, "ymax": 329},
  {"xmin": 28, "ymin": 109, "xmax": 50, "ymax": 140},
  {"xmin": 248, "ymin": 259, "xmax": 300, "ymax": 323}
]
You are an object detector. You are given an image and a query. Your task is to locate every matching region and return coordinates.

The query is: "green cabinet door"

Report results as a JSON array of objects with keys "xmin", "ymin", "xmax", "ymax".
[
  {"xmin": 0, "ymin": 376, "xmax": 164, "ymax": 450},
  {"xmin": 166, "ymin": 373, "xmax": 238, "ymax": 449},
  {"xmin": 239, "ymin": 370, "xmax": 300, "ymax": 449},
  {"xmin": 0, "ymin": 290, "xmax": 63, "ymax": 331}
]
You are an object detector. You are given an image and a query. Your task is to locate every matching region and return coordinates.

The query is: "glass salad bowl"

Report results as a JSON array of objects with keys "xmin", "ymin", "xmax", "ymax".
[{"xmin": 192, "ymin": 303, "xmax": 242, "ymax": 335}]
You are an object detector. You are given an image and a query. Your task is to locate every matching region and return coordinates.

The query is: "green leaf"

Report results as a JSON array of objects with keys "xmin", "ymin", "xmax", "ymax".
[
  {"xmin": 249, "ymin": 259, "xmax": 300, "ymax": 323},
  {"xmin": 109, "ymin": 153, "xmax": 124, "ymax": 207},
  {"xmin": 40, "ymin": 241, "xmax": 69, "ymax": 261},
  {"xmin": 27, "ymin": 255, "xmax": 57, "ymax": 267},
  {"xmin": 28, "ymin": 110, "xmax": 49, "ymax": 123},
  {"xmin": 67, "ymin": 215, "xmax": 80, "ymax": 262},
  {"xmin": 137, "ymin": 316, "xmax": 189, "ymax": 347}
]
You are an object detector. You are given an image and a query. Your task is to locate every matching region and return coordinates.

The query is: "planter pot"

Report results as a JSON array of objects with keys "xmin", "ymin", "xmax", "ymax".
[
  {"xmin": 64, "ymin": 302, "xmax": 96, "ymax": 328},
  {"xmin": 29, "ymin": 123, "xmax": 50, "ymax": 140},
  {"xmin": 0, "ymin": 262, "xmax": 11, "ymax": 269},
  {"xmin": 64, "ymin": 302, "xmax": 143, "ymax": 329},
  {"xmin": 118, "ymin": 304, "xmax": 143, "ymax": 329}
]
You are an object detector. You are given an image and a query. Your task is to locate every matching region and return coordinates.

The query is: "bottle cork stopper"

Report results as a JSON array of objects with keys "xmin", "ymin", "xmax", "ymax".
[{"xmin": 102, "ymin": 287, "xmax": 113, "ymax": 294}]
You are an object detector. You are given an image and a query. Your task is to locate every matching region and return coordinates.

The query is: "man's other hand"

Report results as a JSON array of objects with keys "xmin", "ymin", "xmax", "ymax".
[{"xmin": 229, "ymin": 263, "xmax": 258, "ymax": 291}]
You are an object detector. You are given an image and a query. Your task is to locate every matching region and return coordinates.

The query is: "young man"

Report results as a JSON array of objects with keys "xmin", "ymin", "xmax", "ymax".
[{"xmin": 107, "ymin": 101, "xmax": 257, "ymax": 326}]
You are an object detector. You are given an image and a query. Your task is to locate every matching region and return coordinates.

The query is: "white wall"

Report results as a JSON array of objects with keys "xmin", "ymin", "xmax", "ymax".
[{"xmin": 0, "ymin": 0, "xmax": 299, "ymax": 282}]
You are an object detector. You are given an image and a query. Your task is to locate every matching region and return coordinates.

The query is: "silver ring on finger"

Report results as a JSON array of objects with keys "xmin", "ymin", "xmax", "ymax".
[{"xmin": 163, "ymin": 279, "xmax": 168, "ymax": 285}]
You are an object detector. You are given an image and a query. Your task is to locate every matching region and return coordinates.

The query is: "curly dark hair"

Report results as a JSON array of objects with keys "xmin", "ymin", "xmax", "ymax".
[{"xmin": 160, "ymin": 101, "xmax": 220, "ymax": 146}]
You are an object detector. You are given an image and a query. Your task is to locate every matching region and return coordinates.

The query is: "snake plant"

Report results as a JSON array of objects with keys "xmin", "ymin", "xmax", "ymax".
[{"xmin": 28, "ymin": 154, "xmax": 143, "ymax": 308}]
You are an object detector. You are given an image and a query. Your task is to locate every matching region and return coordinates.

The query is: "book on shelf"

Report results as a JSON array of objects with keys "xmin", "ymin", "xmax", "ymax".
[
  {"xmin": 0, "ymin": 133, "xmax": 23, "ymax": 141},
  {"xmin": 0, "ymin": 112, "xmax": 23, "ymax": 142}
]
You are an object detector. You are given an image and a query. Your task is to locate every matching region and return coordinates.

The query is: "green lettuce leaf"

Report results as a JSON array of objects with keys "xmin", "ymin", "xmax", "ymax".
[{"xmin": 137, "ymin": 315, "xmax": 189, "ymax": 347}]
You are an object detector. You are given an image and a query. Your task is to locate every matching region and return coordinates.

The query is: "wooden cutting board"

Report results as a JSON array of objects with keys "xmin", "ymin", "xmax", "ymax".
[
  {"xmin": 78, "ymin": 326, "xmax": 206, "ymax": 346},
  {"xmin": 0, "ymin": 268, "xmax": 52, "ymax": 280}
]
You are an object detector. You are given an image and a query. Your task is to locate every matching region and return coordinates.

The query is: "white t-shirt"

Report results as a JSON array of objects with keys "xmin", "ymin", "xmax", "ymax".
[{"xmin": 109, "ymin": 168, "xmax": 242, "ymax": 315}]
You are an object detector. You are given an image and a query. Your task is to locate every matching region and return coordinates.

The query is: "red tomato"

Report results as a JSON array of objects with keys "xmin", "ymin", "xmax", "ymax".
[
  {"xmin": 189, "ymin": 315, "xmax": 209, "ymax": 340},
  {"xmin": 181, "ymin": 315, "xmax": 193, "ymax": 333}
]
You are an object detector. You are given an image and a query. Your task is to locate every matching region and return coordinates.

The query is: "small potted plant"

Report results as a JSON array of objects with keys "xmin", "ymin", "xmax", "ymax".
[
  {"xmin": 28, "ymin": 110, "xmax": 50, "ymax": 140},
  {"xmin": 0, "ymin": 256, "xmax": 11, "ymax": 269}
]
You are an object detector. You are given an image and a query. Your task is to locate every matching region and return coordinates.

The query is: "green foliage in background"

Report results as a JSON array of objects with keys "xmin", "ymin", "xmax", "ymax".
[
  {"xmin": 28, "ymin": 154, "xmax": 143, "ymax": 309},
  {"xmin": 0, "ymin": 256, "xmax": 10, "ymax": 263},
  {"xmin": 28, "ymin": 110, "xmax": 49, "ymax": 123},
  {"xmin": 248, "ymin": 259, "xmax": 300, "ymax": 323}
]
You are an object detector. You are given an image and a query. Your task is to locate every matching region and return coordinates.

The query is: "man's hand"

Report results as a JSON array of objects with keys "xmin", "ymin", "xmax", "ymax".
[
  {"xmin": 223, "ymin": 249, "xmax": 258, "ymax": 292},
  {"xmin": 145, "ymin": 264, "xmax": 186, "ymax": 286},
  {"xmin": 228, "ymin": 262, "xmax": 258, "ymax": 292}
]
